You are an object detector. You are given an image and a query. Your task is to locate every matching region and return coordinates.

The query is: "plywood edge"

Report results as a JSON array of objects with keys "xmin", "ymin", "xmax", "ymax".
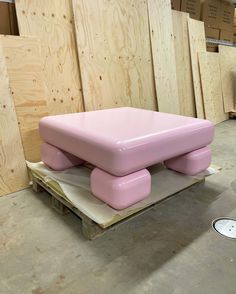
[
  {"xmin": 187, "ymin": 18, "xmax": 206, "ymax": 119},
  {"xmin": 198, "ymin": 51, "xmax": 228, "ymax": 124},
  {"xmin": 198, "ymin": 52, "xmax": 215, "ymax": 123},
  {"xmin": 218, "ymin": 45, "xmax": 236, "ymax": 113},
  {"xmin": 172, "ymin": 10, "xmax": 196, "ymax": 117},
  {"xmin": 148, "ymin": 0, "xmax": 180, "ymax": 114},
  {"xmin": 0, "ymin": 35, "xmax": 49, "ymax": 162},
  {"xmin": 0, "ymin": 39, "xmax": 29, "ymax": 196}
]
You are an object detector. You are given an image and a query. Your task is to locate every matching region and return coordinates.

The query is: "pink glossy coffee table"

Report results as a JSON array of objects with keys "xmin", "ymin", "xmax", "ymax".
[{"xmin": 39, "ymin": 107, "xmax": 214, "ymax": 210}]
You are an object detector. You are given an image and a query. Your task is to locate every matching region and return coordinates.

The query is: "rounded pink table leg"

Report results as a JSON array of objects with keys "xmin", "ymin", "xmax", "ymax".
[
  {"xmin": 91, "ymin": 168, "xmax": 151, "ymax": 210},
  {"xmin": 41, "ymin": 143, "xmax": 84, "ymax": 170},
  {"xmin": 164, "ymin": 146, "xmax": 211, "ymax": 176}
]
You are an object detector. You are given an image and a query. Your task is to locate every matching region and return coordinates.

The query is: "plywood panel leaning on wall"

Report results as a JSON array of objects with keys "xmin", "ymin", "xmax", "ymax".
[
  {"xmin": 188, "ymin": 18, "xmax": 206, "ymax": 119},
  {"xmin": 15, "ymin": 0, "xmax": 84, "ymax": 115},
  {"xmin": 198, "ymin": 52, "xmax": 228, "ymax": 124},
  {"xmin": 0, "ymin": 43, "xmax": 29, "ymax": 197},
  {"xmin": 148, "ymin": 0, "xmax": 180, "ymax": 114},
  {"xmin": 72, "ymin": 0, "xmax": 157, "ymax": 111},
  {"xmin": 172, "ymin": 10, "xmax": 195, "ymax": 117},
  {"xmin": 0, "ymin": 35, "xmax": 48, "ymax": 162},
  {"xmin": 219, "ymin": 45, "xmax": 236, "ymax": 112}
]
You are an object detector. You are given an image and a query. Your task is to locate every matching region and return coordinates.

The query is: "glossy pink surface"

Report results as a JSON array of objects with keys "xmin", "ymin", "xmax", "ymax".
[
  {"xmin": 41, "ymin": 143, "xmax": 83, "ymax": 171},
  {"xmin": 164, "ymin": 147, "xmax": 212, "ymax": 176},
  {"xmin": 91, "ymin": 168, "xmax": 151, "ymax": 210},
  {"xmin": 39, "ymin": 107, "xmax": 214, "ymax": 176}
]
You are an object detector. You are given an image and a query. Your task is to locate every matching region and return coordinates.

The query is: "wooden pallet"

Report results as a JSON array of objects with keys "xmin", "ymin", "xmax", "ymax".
[
  {"xmin": 30, "ymin": 169, "xmax": 207, "ymax": 240},
  {"xmin": 32, "ymin": 173, "xmax": 105, "ymax": 240}
]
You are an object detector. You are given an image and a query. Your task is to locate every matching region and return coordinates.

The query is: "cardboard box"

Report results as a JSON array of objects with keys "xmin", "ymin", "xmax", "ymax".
[
  {"xmin": 171, "ymin": 0, "xmax": 181, "ymax": 11},
  {"xmin": 220, "ymin": 29, "xmax": 234, "ymax": 43},
  {"xmin": 233, "ymin": 35, "xmax": 236, "ymax": 44},
  {"xmin": 205, "ymin": 26, "xmax": 220, "ymax": 52},
  {"xmin": 0, "ymin": 1, "xmax": 19, "ymax": 35},
  {"xmin": 219, "ymin": 1, "xmax": 234, "ymax": 31},
  {"xmin": 201, "ymin": 0, "xmax": 221, "ymax": 29},
  {"xmin": 205, "ymin": 26, "xmax": 220, "ymax": 39},
  {"xmin": 181, "ymin": 0, "xmax": 201, "ymax": 20},
  {"xmin": 206, "ymin": 44, "xmax": 218, "ymax": 52},
  {"xmin": 0, "ymin": 2, "xmax": 11, "ymax": 35}
]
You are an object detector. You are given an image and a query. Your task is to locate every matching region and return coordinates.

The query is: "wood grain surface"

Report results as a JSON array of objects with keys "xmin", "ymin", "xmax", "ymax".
[
  {"xmin": 219, "ymin": 45, "xmax": 236, "ymax": 112},
  {"xmin": 199, "ymin": 52, "xmax": 228, "ymax": 124},
  {"xmin": 172, "ymin": 11, "xmax": 195, "ymax": 117},
  {"xmin": 15, "ymin": 0, "xmax": 84, "ymax": 115},
  {"xmin": 1, "ymin": 35, "xmax": 48, "ymax": 162},
  {"xmin": 0, "ymin": 42, "xmax": 29, "ymax": 197},
  {"xmin": 188, "ymin": 18, "xmax": 206, "ymax": 119},
  {"xmin": 72, "ymin": 0, "xmax": 157, "ymax": 111},
  {"xmin": 148, "ymin": 0, "xmax": 180, "ymax": 114}
]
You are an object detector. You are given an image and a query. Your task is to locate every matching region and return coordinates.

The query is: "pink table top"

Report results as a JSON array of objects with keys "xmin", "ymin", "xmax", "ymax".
[{"xmin": 39, "ymin": 108, "xmax": 214, "ymax": 176}]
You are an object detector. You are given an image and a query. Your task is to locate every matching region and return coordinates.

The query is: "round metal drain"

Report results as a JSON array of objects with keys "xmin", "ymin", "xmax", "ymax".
[{"xmin": 212, "ymin": 218, "xmax": 236, "ymax": 239}]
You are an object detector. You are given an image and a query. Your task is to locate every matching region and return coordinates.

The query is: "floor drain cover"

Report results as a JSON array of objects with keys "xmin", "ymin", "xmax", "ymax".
[{"xmin": 212, "ymin": 218, "xmax": 236, "ymax": 239}]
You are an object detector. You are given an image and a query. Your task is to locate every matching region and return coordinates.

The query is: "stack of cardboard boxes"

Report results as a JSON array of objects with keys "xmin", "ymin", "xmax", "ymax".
[
  {"xmin": 202, "ymin": 0, "xmax": 235, "ymax": 51},
  {"xmin": 0, "ymin": 0, "xmax": 19, "ymax": 35},
  {"xmin": 171, "ymin": 0, "xmax": 235, "ymax": 51},
  {"xmin": 171, "ymin": 0, "xmax": 202, "ymax": 19}
]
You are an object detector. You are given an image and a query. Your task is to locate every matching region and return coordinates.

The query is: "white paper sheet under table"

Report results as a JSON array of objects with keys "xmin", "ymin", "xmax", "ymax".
[{"xmin": 27, "ymin": 162, "xmax": 220, "ymax": 229}]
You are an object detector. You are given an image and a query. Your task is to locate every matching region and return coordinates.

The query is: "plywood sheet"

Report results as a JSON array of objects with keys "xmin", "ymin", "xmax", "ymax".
[
  {"xmin": 172, "ymin": 11, "xmax": 195, "ymax": 117},
  {"xmin": 198, "ymin": 52, "xmax": 228, "ymax": 124},
  {"xmin": 188, "ymin": 18, "xmax": 206, "ymax": 118},
  {"xmin": 72, "ymin": 0, "xmax": 157, "ymax": 111},
  {"xmin": 0, "ymin": 35, "xmax": 48, "ymax": 162},
  {"xmin": 15, "ymin": 0, "xmax": 84, "ymax": 115},
  {"xmin": 0, "ymin": 44, "xmax": 29, "ymax": 197},
  {"xmin": 148, "ymin": 0, "xmax": 180, "ymax": 114},
  {"xmin": 219, "ymin": 45, "xmax": 236, "ymax": 112}
]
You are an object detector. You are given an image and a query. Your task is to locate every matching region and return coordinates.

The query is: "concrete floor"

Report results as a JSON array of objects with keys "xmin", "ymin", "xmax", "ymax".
[{"xmin": 0, "ymin": 120, "xmax": 236, "ymax": 294}]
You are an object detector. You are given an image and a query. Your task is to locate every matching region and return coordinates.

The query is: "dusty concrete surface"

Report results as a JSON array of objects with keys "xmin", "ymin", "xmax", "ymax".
[{"xmin": 0, "ymin": 120, "xmax": 236, "ymax": 294}]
